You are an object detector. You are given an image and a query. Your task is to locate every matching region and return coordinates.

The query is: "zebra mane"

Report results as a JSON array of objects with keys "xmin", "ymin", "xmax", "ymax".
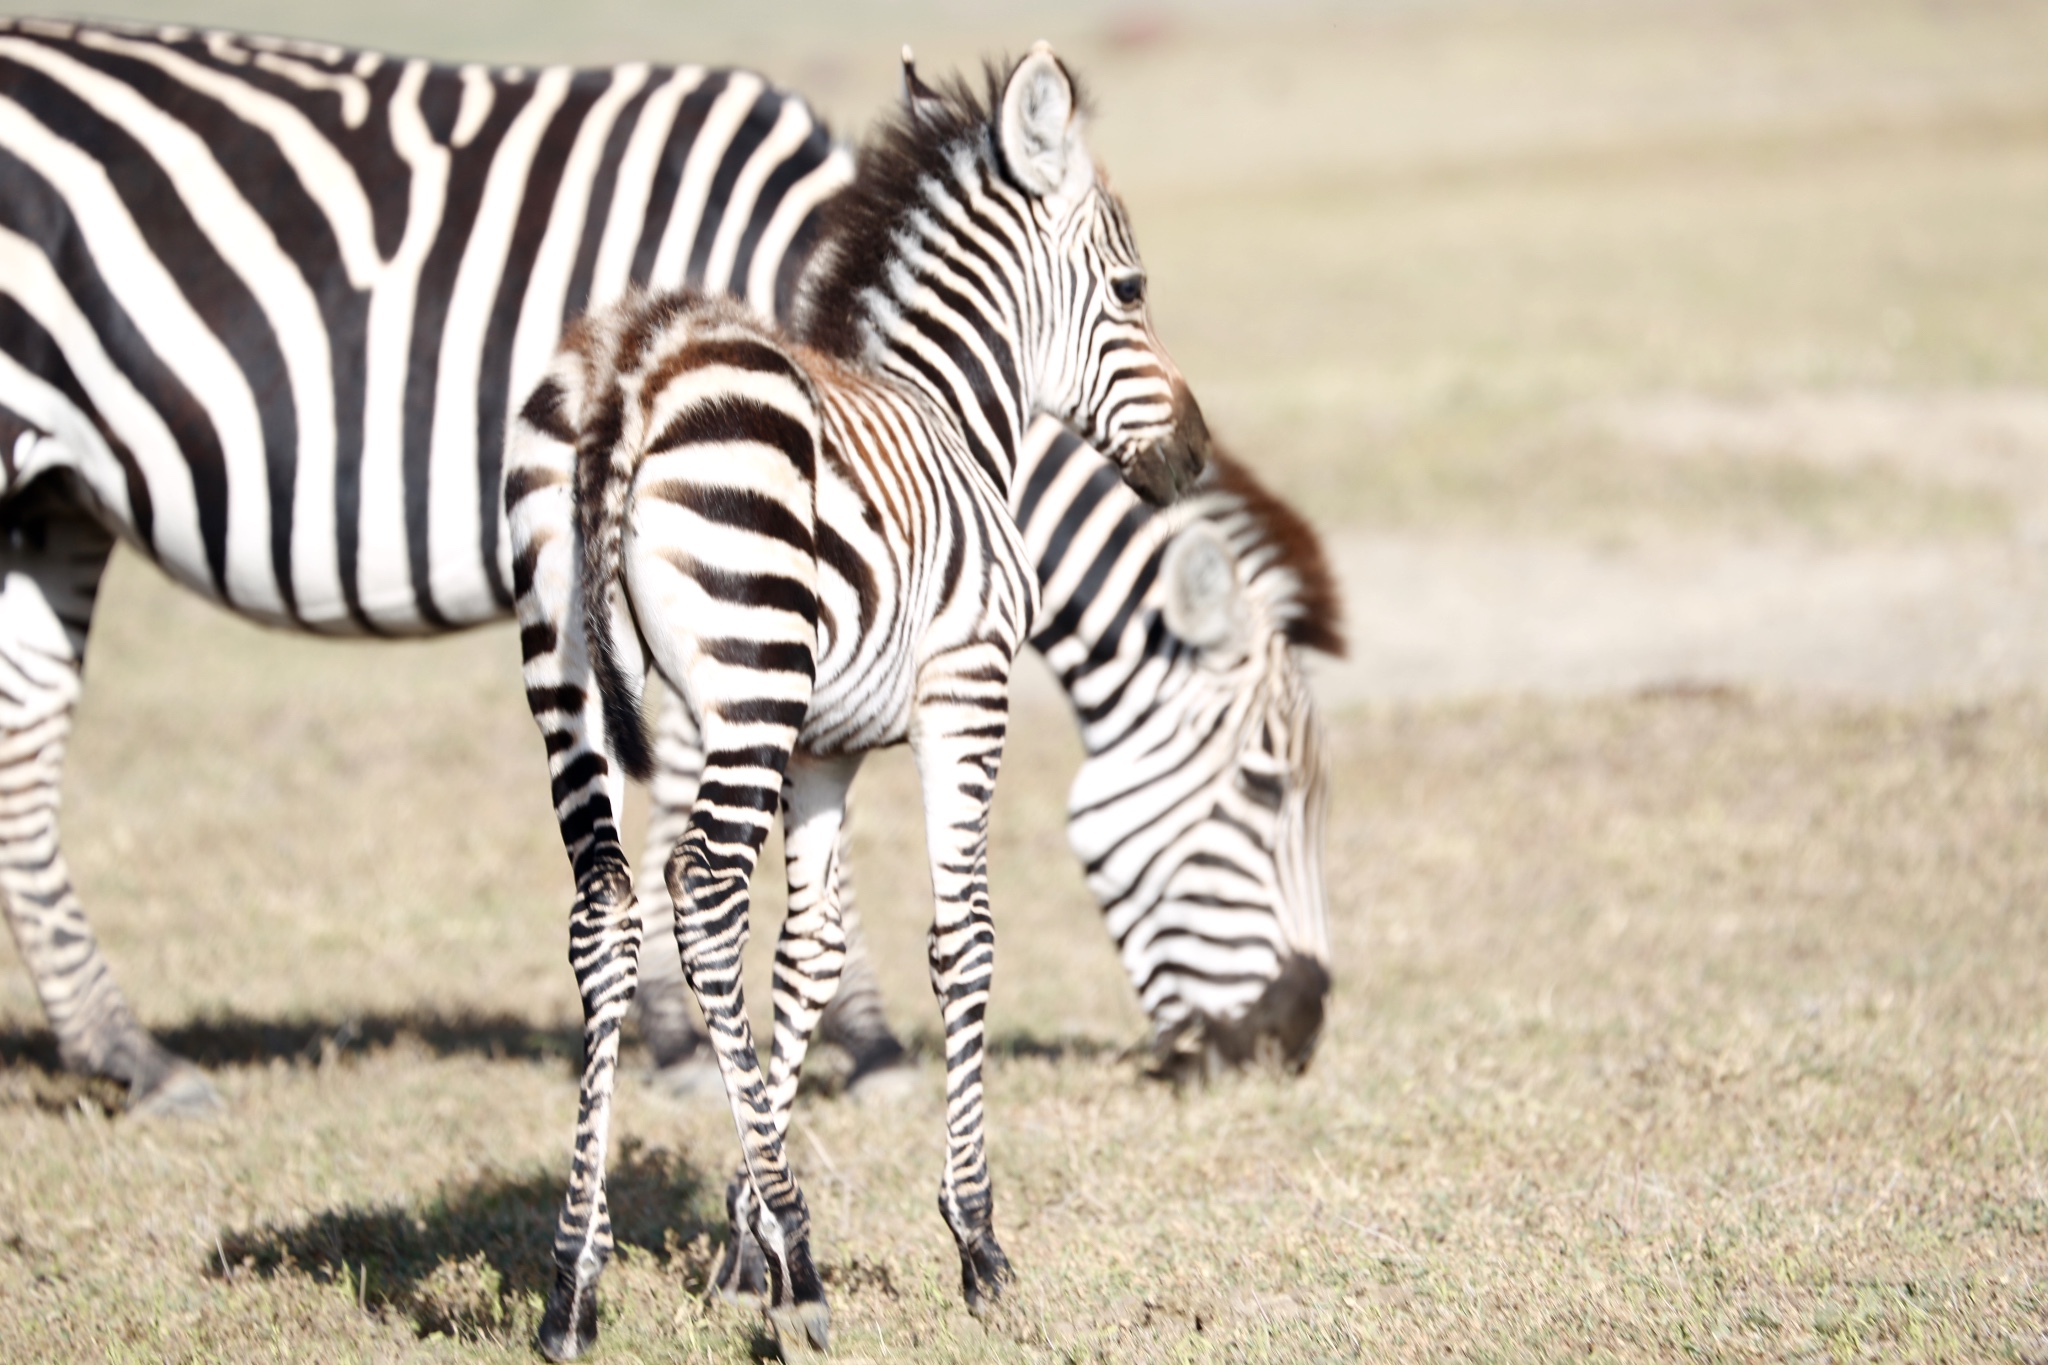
[
  {"xmin": 796, "ymin": 56, "xmax": 1090, "ymax": 359},
  {"xmin": 1204, "ymin": 451, "xmax": 1348, "ymax": 658}
]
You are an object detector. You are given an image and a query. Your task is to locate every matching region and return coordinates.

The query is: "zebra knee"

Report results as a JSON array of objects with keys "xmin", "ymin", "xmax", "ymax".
[{"xmin": 572, "ymin": 852, "xmax": 634, "ymax": 918}]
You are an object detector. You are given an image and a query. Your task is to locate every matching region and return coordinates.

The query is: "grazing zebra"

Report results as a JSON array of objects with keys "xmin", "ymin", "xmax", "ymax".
[
  {"xmin": 0, "ymin": 16, "xmax": 1329, "ymax": 1121},
  {"xmin": 504, "ymin": 48, "xmax": 1208, "ymax": 1357},
  {"xmin": 633, "ymin": 412, "xmax": 1341, "ymax": 1091}
]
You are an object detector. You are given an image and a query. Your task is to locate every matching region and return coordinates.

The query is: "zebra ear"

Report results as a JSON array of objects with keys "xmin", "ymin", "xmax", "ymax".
[
  {"xmin": 1160, "ymin": 522, "xmax": 1244, "ymax": 651},
  {"xmin": 999, "ymin": 42, "xmax": 1079, "ymax": 198},
  {"xmin": 899, "ymin": 45, "xmax": 946, "ymax": 122}
]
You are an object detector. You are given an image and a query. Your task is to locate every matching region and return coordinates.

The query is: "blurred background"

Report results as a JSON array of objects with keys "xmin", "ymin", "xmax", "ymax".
[
  {"xmin": 5, "ymin": 3, "xmax": 2047, "ymax": 1359},
  {"xmin": 82, "ymin": 0, "xmax": 2048, "ymax": 700}
]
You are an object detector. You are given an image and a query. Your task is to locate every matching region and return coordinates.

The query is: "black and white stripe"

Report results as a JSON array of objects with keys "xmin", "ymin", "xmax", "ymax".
[
  {"xmin": 634, "ymin": 413, "xmax": 1341, "ymax": 1089},
  {"xmin": 1022, "ymin": 421, "xmax": 1342, "ymax": 1077},
  {"xmin": 0, "ymin": 19, "xmax": 848, "ymax": 1111},
  {"xmin": 0, "ymin": 19, "xmax": 845, "ymax": 631},
  {"xmin": 503, "ymin": 49, "xmax": 1208, "ymax": 1357},
  {"xmin": 0, "ymin": 18, "xmax": 1332, "ymax": 1136}
]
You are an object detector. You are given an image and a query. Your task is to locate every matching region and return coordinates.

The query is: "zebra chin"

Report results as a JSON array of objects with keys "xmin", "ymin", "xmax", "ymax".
[
  {"xmin": 1115, "ymin": 381, "xmax": 1212, "ymax": 506},
  {"xmin": 1146, "ymin": 953, "xmax": 1331, "ymax": 1085}
]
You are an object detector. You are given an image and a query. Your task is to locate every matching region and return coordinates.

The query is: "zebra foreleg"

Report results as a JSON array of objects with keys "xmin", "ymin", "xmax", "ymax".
[
  {"xmin": 0, "ymin": 478, "xmax": 216, "ymax": 1115},
  {"xmin": 911, "ymin": 682, "xmax": 1016, "ymax": 1309},
  {"xmin": 820, "ymin": 842, "xmax": 913, "ymax": 1096}
]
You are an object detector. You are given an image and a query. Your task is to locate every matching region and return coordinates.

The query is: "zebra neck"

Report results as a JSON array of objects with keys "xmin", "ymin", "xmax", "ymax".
[
  {"xmin": 858, "ymin": 309, "xmax": 1026, "ymax": 498},
  {"xmin": 1016, "ymin": 431, "xmax": 1176, "ymax": 754}
]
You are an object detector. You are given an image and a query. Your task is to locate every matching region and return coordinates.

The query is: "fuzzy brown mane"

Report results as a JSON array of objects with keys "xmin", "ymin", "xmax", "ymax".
[
  {"xmin": 795, "ymin": 56, "xmax": 1088, "ymax": 359},
  {"xmin": 1209, "ymin": 451, "xmax": 1347, "ymax": 658}
]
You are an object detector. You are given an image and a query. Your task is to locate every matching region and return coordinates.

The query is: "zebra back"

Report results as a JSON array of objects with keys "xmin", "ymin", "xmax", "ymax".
[{"xmin": 0, "ymin": 19, "xmax": 848, "ymax": 631}]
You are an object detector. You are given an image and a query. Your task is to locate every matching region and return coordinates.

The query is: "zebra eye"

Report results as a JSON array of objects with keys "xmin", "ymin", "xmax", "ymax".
[
  {"xmin": 1110, "ymin": 273, "xmax": 1145, "ymax": 307},
  {"xmin": 1234, "ymin": 766, "xmax": 1285, "ymax": 811}
]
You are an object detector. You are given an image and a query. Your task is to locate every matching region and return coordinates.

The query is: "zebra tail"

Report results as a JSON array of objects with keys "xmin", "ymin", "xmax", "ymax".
[{"xmin": 572, "ymin": 380, "xmax": 657, "ymax": 784}]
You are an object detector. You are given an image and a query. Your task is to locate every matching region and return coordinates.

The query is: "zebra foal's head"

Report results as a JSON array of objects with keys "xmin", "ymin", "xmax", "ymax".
[
  {"xmin": 799, "ymin": 43, "xmax": 1209, "ymax": 505},
  {"xmin": 1055, "ymin": 439, "xmax": 1345, "ymax": 1082}
]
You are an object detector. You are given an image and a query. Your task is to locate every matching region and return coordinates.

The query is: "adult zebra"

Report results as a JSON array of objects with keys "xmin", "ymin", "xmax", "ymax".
[
  {"xmin": 0, "ymin": 18, "xmax": 1331, "ymax": 1115},
  {"xmin": 506, "ymin": 47, "xmax": 1210, "ymax": 1353}
]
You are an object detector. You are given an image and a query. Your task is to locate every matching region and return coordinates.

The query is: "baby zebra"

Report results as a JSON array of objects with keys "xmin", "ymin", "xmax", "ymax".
[{"xmin": 505, "ymin": 47, "xmax": 1208, "ymax": 1357}]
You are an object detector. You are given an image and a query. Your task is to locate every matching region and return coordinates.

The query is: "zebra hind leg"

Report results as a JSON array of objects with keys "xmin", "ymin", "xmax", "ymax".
[
  {"xmin": 509, "ymin": 417, "xmax": 646, "ymax": 1361},
  {"xmin": 536, "ymin": 839, "xmax": 643, "ymax": 1362},
  {"xmin": 704, "ymin": 753, "xmax": 859, "ymax": 1331},
  {"xmin": 523, "ymin": 595, "xmax": 644, "ymax": 1362},
  {"xmin": 754, "ymin": 750, "xmax": 858, "ymax": 1349},
  {"xmin": 0, "ymin": 473, "xmax": 217, "ymax": 1115},
  {"xmin": 638, "ymin": 691, "xmax": 910, "ymax": 1103},
  {"xmin": 670, "ymin": 730, "xmax": 832, "ymax": 1355},
  {"xmin": 632, "ymin": 687, "xmax": 722, "ymax": 1096}
]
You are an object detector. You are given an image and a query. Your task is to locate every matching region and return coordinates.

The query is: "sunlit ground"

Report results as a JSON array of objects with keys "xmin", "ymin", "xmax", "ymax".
[{"xmin": 4, "ymin": 1, "xmax": 2047, "ymax": 1359}]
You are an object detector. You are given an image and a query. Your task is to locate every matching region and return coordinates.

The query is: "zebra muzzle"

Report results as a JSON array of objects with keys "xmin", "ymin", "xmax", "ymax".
[
  {"xmin": 1148, "ymin": 952, "xmax": 1331, "ymax": 1084},
  {"xmin": 1122, "ymin": 382, "xmax": 1212, "ymax": 506}
]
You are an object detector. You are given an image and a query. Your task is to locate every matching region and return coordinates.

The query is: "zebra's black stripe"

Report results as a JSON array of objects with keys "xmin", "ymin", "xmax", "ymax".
[
  {"xmin": 0, "ymin": 21, "xmax": 1336, "ymax": 1142},
  {"xmin": 507, "ymin": 48, "xmax": 1210, "ymax": 1357}
]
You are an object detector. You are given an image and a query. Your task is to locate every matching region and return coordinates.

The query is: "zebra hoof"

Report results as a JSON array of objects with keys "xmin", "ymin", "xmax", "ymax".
[
  {"xmin": 765, "ymin": 1298, "xmax": 829, "ymax": 1358},
  {"xmin": 535, "ymin": 1281, "xmax": 599, "ymax": 1361},
  {"xmin": 710, "ymin": 1229, "xmax": 769, "ymax": 1304},
  {"xmin": 127, "ymin": 1062, "xmax": 223, "ymax": 1119},
  {"xmin": 960, "ymin": 1234, "xmax": 1014, "ymax": 1312},
  {"xmin": 646, "ymin": 1054, "xmax": 726, "ymax": 1105}
]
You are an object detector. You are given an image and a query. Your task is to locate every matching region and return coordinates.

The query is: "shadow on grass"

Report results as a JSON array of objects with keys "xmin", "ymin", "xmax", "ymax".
[
  {"xmin": 0, "ymin": 1008, "xmax": 581, "ymax": 1074},
  {"xmin": 0, "ymin": 1010, "xmax": 587, "ymax": 1116},
  {"xmin": 984, "ymin": 1030, "xmax": 1130, "ymax": 1065},
  {"xmin": 156, "ymin": 1009, "xmax": 585, "ymax": 1068},
  {"xmin": 208, "ymin": 1136, "xmax": 721, "ymax": 1342},
  {"xmin": 0, "ymin": 1013, "xmax": 1140, "ymax": 1119}
]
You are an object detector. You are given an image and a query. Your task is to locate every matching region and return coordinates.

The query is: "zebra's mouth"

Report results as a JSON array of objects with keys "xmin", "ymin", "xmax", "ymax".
[
  {"xmin": 1117, "ymin": 382, "xmax": 1211, "ymax": 506},
  {"xmin": 1145, "ymin": 952, "xmax": 1331, "ymax": 1085}
]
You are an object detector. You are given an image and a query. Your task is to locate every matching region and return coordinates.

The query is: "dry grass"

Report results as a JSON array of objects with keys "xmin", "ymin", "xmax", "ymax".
[
  {"xmin": 4, "ymin": 0, "xmax": 2048, "ymax": 1361},
  {"xmin": 6, "ymin": 578, "xmax": 2047, "ymax": 1360}
]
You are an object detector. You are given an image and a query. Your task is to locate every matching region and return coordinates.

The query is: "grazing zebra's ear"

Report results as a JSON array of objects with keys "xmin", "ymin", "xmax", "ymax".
[
  {"xmin": 999, "ymin": 41, "xmax": 1080, "ymax": 197},
  {"xmin": 1161, "ymin": 522, "xmax": 1246, "ymax": 651}
]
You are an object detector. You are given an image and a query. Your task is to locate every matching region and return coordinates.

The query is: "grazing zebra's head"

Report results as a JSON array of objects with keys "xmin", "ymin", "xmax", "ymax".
[
  {"xmin": 798, "ymin": 44, "xmax": 1209, "ymax": 506},
  {"xmin": 1037, "ymin": 428, "xmax": 1344, "ymax": 1081}
]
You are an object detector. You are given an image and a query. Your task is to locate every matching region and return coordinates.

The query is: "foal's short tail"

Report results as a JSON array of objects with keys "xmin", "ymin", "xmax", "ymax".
[{"xmin": 571, "ymin": 373, "xmax": 657, "ymax": 784}]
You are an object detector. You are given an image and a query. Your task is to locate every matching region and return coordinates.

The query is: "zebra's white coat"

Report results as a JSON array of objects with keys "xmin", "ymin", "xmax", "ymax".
[
  {"xmin": 0, "ymin": 19, "xmax": 1332, "ymax": 1129},
  {"xmin": 504, "ymin": 49, "xmax": 1209, "ymax": 1357},
  {"xmin": 638, "ymin": 416, "xmax": 1342, "ymax": 1087}
]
